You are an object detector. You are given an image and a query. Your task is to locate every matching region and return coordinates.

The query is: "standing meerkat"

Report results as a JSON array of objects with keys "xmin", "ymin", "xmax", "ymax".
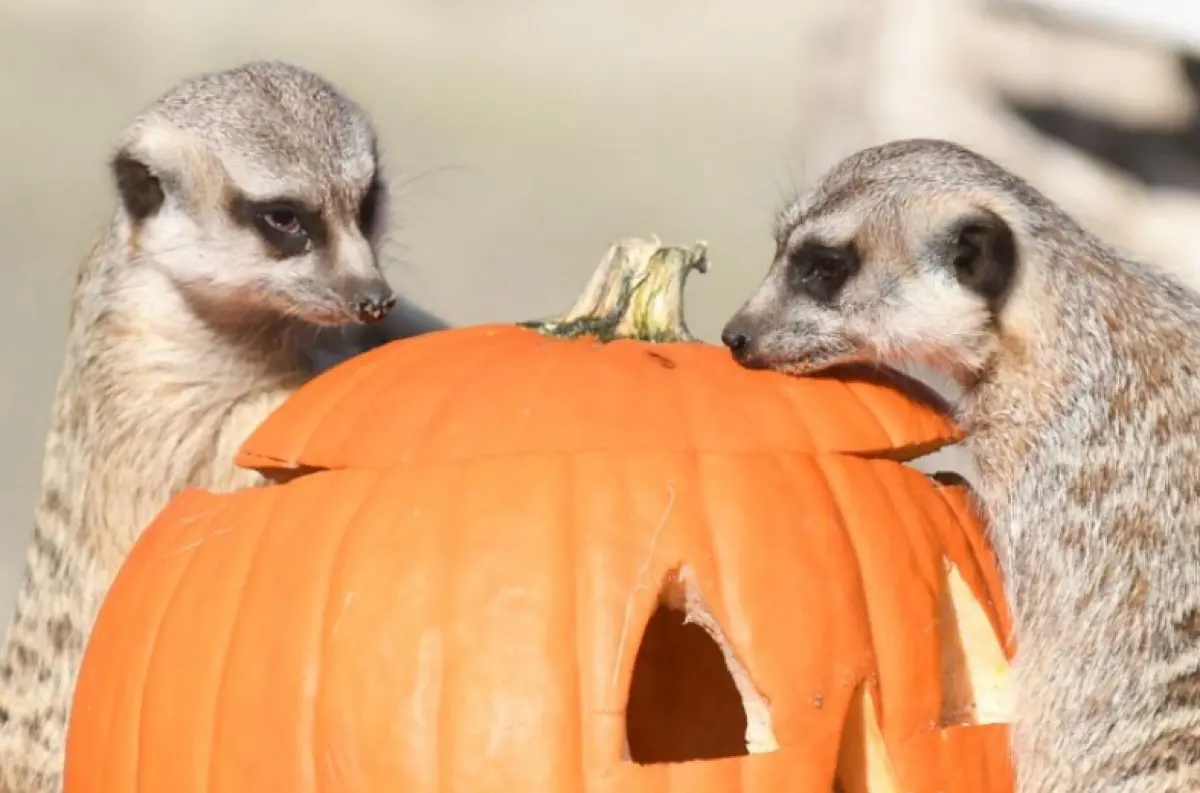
[
  {"xmin": 0, "ymin": 60, "xmax": 401, "ymax": 793},
  {"xmin": 722, "ymin": 138, "xmax": 1200, "ymax": 792}
]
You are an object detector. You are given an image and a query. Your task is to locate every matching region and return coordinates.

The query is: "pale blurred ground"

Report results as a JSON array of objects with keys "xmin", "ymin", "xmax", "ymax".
[{"xmin": 2, "ymin": 0, "xmax": 1200, "ymax": 623}]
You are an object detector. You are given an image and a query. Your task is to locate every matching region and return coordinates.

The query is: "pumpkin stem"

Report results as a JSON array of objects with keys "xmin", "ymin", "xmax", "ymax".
[{"xmin": 521, "ymin": 236, "xmax": 709, "ymax": 343}]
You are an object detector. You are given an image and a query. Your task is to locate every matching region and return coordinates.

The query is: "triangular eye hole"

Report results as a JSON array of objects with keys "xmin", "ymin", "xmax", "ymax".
[{"xmin": 624, "ymin": 566, "xmax": 777, "ymax": 764}]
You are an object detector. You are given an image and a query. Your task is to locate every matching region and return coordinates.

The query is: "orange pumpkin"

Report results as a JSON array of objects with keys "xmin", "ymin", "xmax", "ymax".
[{"xmin": 65, "ymin": 238, "xmax": 1015, "ymax": 793}]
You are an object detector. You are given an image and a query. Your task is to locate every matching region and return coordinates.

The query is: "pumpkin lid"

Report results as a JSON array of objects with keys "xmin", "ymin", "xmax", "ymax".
[{"xmin": 237, "ymin": 239, "xmax": 963, "ymax": 474}]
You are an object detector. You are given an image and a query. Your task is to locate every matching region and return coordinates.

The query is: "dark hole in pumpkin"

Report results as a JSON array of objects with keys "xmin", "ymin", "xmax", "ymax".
[{"xmin": 624, "ymin": 567, "xmax": 775, "ymax": 764}]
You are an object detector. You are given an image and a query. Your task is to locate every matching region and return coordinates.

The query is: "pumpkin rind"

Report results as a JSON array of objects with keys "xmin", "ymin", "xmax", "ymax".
[
  {"xmin": 65, "ymin": 238, "xmax": 1011, "ymax": 793},
  {"xmin": 68, "ymin": 454, "xmax": 1010, "ymax": 793},
  {"xmin": 235, "ymin": 327, "xmax": 963, "ymax": 474}
]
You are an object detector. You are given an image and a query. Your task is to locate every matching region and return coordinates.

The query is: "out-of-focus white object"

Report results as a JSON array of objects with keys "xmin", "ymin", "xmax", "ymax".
[{"xmin": 987, "ymin": 0, "xmax": 1200, "ymax": 56}]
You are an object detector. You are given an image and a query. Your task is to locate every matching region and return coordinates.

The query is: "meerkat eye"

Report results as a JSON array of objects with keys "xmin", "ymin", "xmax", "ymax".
[
  {"xmin": 262, "ymin": 209, "xmax": 304, "ymax": 237},
  {"xmin": 248, "ymin": 201, "xmax": 320, "ymax": 259},
  {"xmin": 786, "ymin": 241, "xmax": 860, "ymax": 302},
  {"xmin": 228, "ymin": 193, "xmax": 325, "ymax": 259}
]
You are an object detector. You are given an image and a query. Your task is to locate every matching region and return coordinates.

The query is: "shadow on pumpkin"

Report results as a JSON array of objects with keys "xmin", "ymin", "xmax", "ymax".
[{"xmin": 624, "ymin": 567, "xmax": 777, "ymax": 764}]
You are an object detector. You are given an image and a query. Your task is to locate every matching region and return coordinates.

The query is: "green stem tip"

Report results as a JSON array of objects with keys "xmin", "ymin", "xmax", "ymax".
[{"xmin": 522, "ymin": 236, "xmax": 710, "ymax": 343}]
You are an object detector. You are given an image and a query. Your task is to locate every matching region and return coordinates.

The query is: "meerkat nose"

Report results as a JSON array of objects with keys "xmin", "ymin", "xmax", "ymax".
[
  {"xmin": 352, "ymin": 282, "xmax": 397, "ymax": 324},
  {"xmin": 721, "ymin": 325, "xmax": 751, "ymax": 358}
]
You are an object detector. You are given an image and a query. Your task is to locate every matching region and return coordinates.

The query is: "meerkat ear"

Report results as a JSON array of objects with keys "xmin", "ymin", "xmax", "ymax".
[
  {"xmin": 949, "ymin": 210, "xmax": 1016, "ymax": 305},
  {"xmin": 111, "ymin": 149, "xmax": 165, "ymax": 222}
]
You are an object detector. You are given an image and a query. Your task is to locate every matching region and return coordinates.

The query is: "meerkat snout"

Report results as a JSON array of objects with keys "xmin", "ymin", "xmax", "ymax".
[
  {"xmin": 719, "ymin": 323, "xmax": 750, "ymax": 358},
  {"xmin": 720, "ymin": 317, "xmax": 768, "ymax": 369}
]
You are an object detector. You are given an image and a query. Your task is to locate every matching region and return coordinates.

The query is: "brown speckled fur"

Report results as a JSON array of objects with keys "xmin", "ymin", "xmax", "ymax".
[
  {"xmin": 726, "ymin": 138, "xmax": 1200, "ymax": 792},
  {"xmin": 0, "ymin": 61, "xmax": 397, "ymax": 792}
]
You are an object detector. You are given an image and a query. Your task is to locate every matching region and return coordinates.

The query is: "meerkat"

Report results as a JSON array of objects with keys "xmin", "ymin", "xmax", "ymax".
[
  {"xmin": 0, "ymin": 60, "xmax": 402, "ymax": 793},
  {"xmin": 722, "ymin": 138, "xmax": 1200, "ymax": 792}
]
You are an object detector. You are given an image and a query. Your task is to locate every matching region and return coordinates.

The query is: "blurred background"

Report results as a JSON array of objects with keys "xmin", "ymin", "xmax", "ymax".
[{"xmin": 2, "ymin": 0, "xmax": 1200, "ymax": 621}]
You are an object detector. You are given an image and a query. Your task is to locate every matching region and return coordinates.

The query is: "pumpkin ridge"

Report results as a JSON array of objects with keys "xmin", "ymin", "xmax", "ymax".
[
  {"xmin": 563, "ymin": 457, "xmax": 587, "ymax": 786},
  {"xmin": 667, "ymin": 334, "xmax": 701, "ymax": 455},
  {"xmin": 290, "ymin": 350, "xmax": 397, "ymax": 470},
  {"xmin": 203, "ymin": 487, "xmax": 281, "ymax": 792},
  {"xmin": 782, "ymin": 453, "xmax": 884, "ymax": 789},
  {"xmin": 412, "ymin": 330, "xmax": 545, "ymax": 465},
  {"xmin": 133, "ymin": 491, "xmax": 221, "ymax": 792},
  {"xmin": 864, "ymin": 460, "xmax": 948, "ymax": 745},
  {"xmin": 929, "ymin": 483, "xmax": 1013, "ymax": 655},
  {"xmin": 83, "ymin": 492, "xmax": 210, "ymax": 789},
  {"xmin": 805, "ymin": 453, "xmax": 878, "ymax": 675},
  {"xmin": 816, "ymin": 459, "xmax": 897, "ymax": 742},
  {"xmin": 769, "ymin": 452, "xmax": 865, "ymax": 728},
  {"xmin": 689, "ymin": 453, "xmax": 789, "ymax": 762},
  {"xmin": 836, "ymin": 382, "xmax": 896, "ymax": 454},
  {"xmin": 330, "ymin": 327, "xmax": 516, "ymax": 469},
  {"xmin": 932, "ymin": 485, "xmax": 1005, "ymax": 636},
  {"xmin": 747, "ymin": 366, "xmax": 822, "ymax": 456},
  {"xmin": 325, "ymin": 333, "xmax": 461, "ymax": 466},
  {"xmin": 816, "ymin": 456, "xmax": 952, "ymax": 749},
  {"xmin": 520, "ymin": 330, "xmax": 607, "ymax": 459},
  {"xmin": 925, "ymin": 487, "xmax": 999, "ymax": 634},
  {"xmin": 435, "ymin": 459, "xmax": 463, "ymax": 789},
  {"xmin": 311, "ymin": 469, "xmax": 388, "ymax": 788}
]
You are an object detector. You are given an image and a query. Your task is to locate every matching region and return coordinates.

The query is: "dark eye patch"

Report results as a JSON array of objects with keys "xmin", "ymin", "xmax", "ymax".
[
  {"xmin": 227, "ymin": 192, "xmax": 328, "ymax": 260},
  {"xmin": 357, "ymin": 174, "xmax": 384, "ymax": 236},
  {"xmin": 785, "ymin": 239, "xmax": 861, "ymax": 303}
]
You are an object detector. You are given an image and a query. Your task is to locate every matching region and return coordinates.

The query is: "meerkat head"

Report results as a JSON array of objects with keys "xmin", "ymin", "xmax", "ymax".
[
  {"xmin": 722, "ymin": 138, "xmax": 1048, "ymax": 386},
  {"xmin": 109, "ymin": 60, "xmax": 396, "ymax": 328}
]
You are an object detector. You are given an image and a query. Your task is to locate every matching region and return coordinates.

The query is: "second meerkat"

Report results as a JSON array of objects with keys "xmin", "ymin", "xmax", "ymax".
[
  {"xmin": 723, "ymin": 138, "xmax": 1200, "ymax": 792},
  {"xmin": 0, "ymin": 61, "xmax": 402, "ymax": 792}
]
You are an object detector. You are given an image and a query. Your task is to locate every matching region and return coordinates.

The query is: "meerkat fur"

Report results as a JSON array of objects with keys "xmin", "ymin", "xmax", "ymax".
[
  {"xmin": 0, "ymin": 60, "xmax": 400, "ymax": 793},
  {"xmin": 723, "ymin": 138, "xmax": 1200, "ymax": 792}
]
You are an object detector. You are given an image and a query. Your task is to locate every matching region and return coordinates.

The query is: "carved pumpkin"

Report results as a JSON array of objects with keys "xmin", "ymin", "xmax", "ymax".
[{"xmin": 65, "ymin": 238, "xmax": 1014, "ymax": 793}]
